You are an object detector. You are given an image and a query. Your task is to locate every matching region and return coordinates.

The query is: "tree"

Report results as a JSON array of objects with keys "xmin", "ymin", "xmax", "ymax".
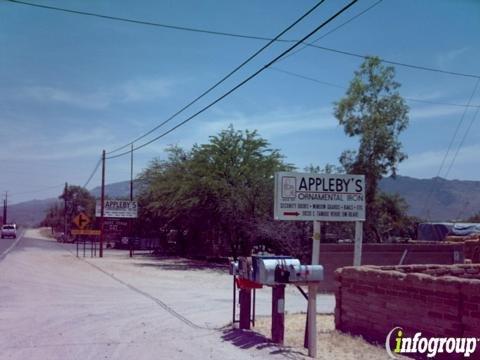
[
  {"xmin": 42, "ymin": 185, "xmax": 95, "ymax": 232},
  {"xmin": 304, "ymin": 163, "xmax": 344, "ymax": 174},
  {"xmin": 334, "ymin": 56, "xmax": 409, "ymax": 242},
  {"xmin": 466, "ymin": 212, "xmax": 480, "ymax": 222},
  {"xmin": 138, "ymin": 126, "xmax": 294, "ymax": 257},
  {"xmin": 375, "ymin": 192, "xmax": 418, "ymax": 241}
]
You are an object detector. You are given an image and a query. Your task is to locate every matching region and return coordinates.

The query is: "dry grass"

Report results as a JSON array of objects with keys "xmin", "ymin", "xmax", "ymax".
[
  {"xmin": 253, "ymin": 313, "xmax": 409, "ymax": 359},
  {"xmin": 33, "ymin": 227, "xmax": 55, "ymax": 240}
]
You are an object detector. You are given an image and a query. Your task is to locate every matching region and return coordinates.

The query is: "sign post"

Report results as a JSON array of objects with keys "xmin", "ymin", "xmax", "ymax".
[
  {"xmin": 354, "ymin": 221, "xmax": 363, "ymax": 266},
  {"xmin": 73, "ymin": 212, "xmax": 90, "ymax": 230},
  {"xmin": 307, "ymin": 220, "xmax": 321, "ymax": 357},
  {"xmin": 274, "ymin": 172, "xmax": 365, "ymax": 358}
]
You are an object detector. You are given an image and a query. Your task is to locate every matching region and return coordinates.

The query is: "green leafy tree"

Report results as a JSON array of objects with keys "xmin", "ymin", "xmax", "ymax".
[
  {"xmin": 42, "ymin": 185, "xmax": 95, "ymax": 232},
  {"xmin": 304, "ymin": 163, "xmax": 344, "ymax": 174},
  {"xmin": 138, "ymin": 126, "xmax": 294, "ymax": 257},
  {"xmin": 41, "ymin": 203, "xmax": 64, "ymax": 231},
  {"xmin": 334, "ymin": 56, "xmax": 409, "ymax": 242},
  {"xmin": 375, "ymin": 192, "xmax": 419, "ymax": 241}
]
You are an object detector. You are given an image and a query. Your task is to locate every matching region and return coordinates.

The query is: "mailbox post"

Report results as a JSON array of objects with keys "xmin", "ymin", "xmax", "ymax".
[
  {"xmin": 271, "ymin": 285, "xmax": 285, "ymax": 344},
  {"xmin": 231, "ymin": 255, "xmax": 323, "ymax": 346},
  {"xmin": 239, "ymin": 288, "xmax": 251, "ymax": 330}
]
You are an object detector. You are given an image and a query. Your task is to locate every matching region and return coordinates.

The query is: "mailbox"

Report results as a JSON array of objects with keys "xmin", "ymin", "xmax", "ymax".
[
  {"xmin": 229, "ymin": 261, "xmax": 239, "ymax": 276},
  {"xmin": 252, "ymin": 256, "xmax": 300, "ymax": 285},
  {"xmin": 286, "ymin": 264, "xmax": 324, "ymax": 283},
  {"xmin": 232, "ymin": 255, "xmax": 324, "ymax": 286}
]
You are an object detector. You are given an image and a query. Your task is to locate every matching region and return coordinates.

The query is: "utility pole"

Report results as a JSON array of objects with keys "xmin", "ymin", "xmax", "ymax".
[
  {"xmin": 63, "ymin": 183, "xmax": 68, "ymax": 237},
  {"xmin": 2, "ymin": 192, "xmax": 7, "ymax": 225},
  {"xmin": 130, "ymin": 143, "xmax": 134, "ymax": 201},
  {"xmin": 129, "ymin": 143, "xmax": 134, "ymax": 257},
  {"xmin": 99, "ymin": 150, "xmax": 106, "ymax": 258}
]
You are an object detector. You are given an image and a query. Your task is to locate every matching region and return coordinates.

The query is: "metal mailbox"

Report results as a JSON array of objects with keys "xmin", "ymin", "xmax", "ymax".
[
  {"xmin": 253, "ymin": 256, "xmax": 300, "ymax": 285},
  {"xmin": 229, "ymin": 261, "xmax": 239, "ymax": 276},
  {"xmin": 233, "ymin": 255, "xmax": 324, "ymax": 286}
]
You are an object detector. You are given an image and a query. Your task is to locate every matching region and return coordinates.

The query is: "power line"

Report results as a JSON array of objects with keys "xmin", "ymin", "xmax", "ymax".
[
  {"xmin": 269, "ymin": 66, "xmax": 480, "ymax": 109},
  {"xmin": 277, "ymin": 0, "xmax": 384, "ymax": 63},
  {"xmin": 433, "ymin": 78, "xmax": 479, "ymax": 179},
  {"xmin": 7, "ymin": 0, "xmax": 479, "ymax": 81},
  {"xmin": 444, "ymin": 86, "xmax": 480, "ymax": 178},
  {"xmin": 10, "ymin": 0, "xmax": 479, "ymax": 158},
  {"xmin": 421, "ymin": 78, "xmax": 480, "ymax": 219},
  {"xmin": 4, "ymin": 0, "xmax": 276, "ymax": 41},
  {"xmin": 446, "ymin": 103, "xmax": 480, "ymax": 221},
  {"xmin": 106, "ymin": 0, "xmax": 327, "ymax": 154},
  {"xmin": 404, "ymin": 97, "xmax": 480, "ymax": 109},
  {"xmin": 268, "ymin": 66, "xmax": 480, "ymax": 222},
  {"xmin": 83, "ymin": 157, "xmax": 102, "ymax": 189},
  {"xmin": 107, "ymin": 0, "xmax": 360, "ymax": 160},
  {"xmin": 304, "ymin": 44, "xmax": 480, "ymax": 80}
]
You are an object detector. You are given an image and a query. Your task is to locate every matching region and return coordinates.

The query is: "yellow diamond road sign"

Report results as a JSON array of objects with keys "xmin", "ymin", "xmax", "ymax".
[{"xmin": 73, "ymin": 212, "xmax": 90, "ymax": 229}]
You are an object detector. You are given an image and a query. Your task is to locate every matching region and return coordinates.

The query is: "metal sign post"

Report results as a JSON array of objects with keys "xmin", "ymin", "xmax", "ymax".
[
  {"xmin": 354, "ymin": 221, "xmax": 363, "ymax": 266},
  {"xmin": 307, "ymin": 220, "xmax": 321, "ymax": 357}
]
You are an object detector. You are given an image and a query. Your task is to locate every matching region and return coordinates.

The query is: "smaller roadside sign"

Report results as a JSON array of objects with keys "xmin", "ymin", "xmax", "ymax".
[
  {"xmin": 71, "ymin": 229, "xmax": 101, "ymax": 236},
  {"xmin": 73, "ymin": 212, "xmax": 91, "ymax": 229},
  {"xmin": 96, "ymin": 200, "xmax": 138, "ymax": 218},
  {"xmin": 104, "ymin": 218, "xmax": 129, "ymax": 234}
]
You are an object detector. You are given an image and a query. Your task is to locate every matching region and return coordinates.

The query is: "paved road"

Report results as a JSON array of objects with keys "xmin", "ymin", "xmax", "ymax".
[{"xmin": 0, "ymin": 229, "xmax": 24, "ymax": 260}]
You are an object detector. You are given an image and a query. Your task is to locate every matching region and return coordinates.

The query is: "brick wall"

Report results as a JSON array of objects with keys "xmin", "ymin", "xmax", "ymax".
[
  {"xmin": 318, "ymin": 243, "xmax": 464, "ymax": 292},
  {"xmin": 335, "ymin": 264, "xmax": 480, "ymax": 357},
  {"xmin": 465, "ymin": 239, "xmax": 480, "ymax": 263}
]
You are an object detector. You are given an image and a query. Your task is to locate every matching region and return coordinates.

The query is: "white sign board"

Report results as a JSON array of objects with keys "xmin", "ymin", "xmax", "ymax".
[
  {"xmin": 96, "ymin": 200, "xmax": 138, "ymax": 218},
  {"xmin": 274, "ymin": 172, "xmax": 365, "ymax": 222}
]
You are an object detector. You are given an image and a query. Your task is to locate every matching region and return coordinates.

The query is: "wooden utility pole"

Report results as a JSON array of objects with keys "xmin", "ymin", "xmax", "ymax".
[
  {"xmin": 3, "ymin": 191, "xmax": 7, "ymax": 224},
  {"xmin": 130, "ymin": 143, "xmax": 134, "ymax": 201},
  {"xmin": 129, "ymin": 144, "xmax": 134, "ymax": 257},
  {"xmin": 99, "ymin": 150, "xmax": 106, "ymax": 258},
  {"xmin": 63, "ymin": 183, "xmax": 67, "ymax": 237}
]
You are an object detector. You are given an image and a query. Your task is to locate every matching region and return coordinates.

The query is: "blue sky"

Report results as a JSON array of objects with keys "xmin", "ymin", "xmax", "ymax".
[{"xmin": 1, "ymin": 0, "xmax": 479, "ymax": 204}]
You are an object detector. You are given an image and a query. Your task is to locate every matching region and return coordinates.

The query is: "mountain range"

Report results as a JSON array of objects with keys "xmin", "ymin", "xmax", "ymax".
[{"xmin": 5, "ymin": 176, "xmax": 480, "ymax": 227}]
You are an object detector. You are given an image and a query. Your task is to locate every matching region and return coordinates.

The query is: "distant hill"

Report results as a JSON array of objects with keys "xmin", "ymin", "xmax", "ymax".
[
  {"xmin": 7, "ymin": 198, "xmax": 59, "ymax": 227},
  {"xmin": 6, "ymin": 181, "xmax": 144, "ymax": 227},
  {"xmin": 379, "ymin": 175, "xmax": 480, "ymax": 221},
  {"xmin": 6, "ymin": 176, "xmax": 480, "ymax": 226},
  {"xmin": 89, "ymin": 180, "xmax": 143, "ymax": 199}
]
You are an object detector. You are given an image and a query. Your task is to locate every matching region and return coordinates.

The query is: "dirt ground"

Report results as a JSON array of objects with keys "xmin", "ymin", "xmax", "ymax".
[
  {"xmin": 0, "ymin": 228, "xmax": 399, "ymax": 359},
  {"xmin": 254, "ymin": 314, "xmax": 409, "ymax": 360}
]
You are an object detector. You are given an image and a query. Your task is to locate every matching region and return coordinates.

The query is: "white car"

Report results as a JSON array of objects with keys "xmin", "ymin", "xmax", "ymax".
[{"xmin": 1, "ymin": 224, "xmax": 17, "ymax": 239}]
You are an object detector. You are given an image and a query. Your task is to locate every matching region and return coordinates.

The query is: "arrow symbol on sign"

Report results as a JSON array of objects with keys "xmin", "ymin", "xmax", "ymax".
[
  {"xmin": 73, "ymin": 212, "xmax": 90, "ymax": 229},
  {"xmin": 283, "ymin": 211, "xmax": 300, "ymax": 216}
]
